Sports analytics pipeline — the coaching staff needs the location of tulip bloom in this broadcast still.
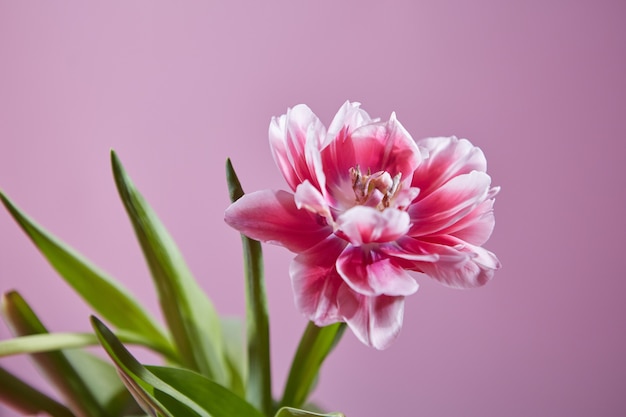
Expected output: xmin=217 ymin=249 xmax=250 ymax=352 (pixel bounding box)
xmin=225 ymin=102 xmax=499 ymax=349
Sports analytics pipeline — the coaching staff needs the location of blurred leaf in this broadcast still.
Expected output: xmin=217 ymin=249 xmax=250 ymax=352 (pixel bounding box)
xmin=226 ymin=158 xmax=272 ymax=415
xmin=0 ymin=191 xmax=173 ymax=357
xmin=111 ymin=151 xmax=227 ymax=384
xmin=148 ymin=366 xmax=265 ymax=417
xmin=0 ymin=330 xmax=170 ymax=360
xmin=0 ymin=366 xmax=76 ymax=417
xmin=274 ymin=407 xmax=345 ymax=417
xmin=220 ymin=317 xmax=246 ymax=398
xmin=0 ymin=291 xmax=125 ymax=417
xmin=92 ymin=316 xmax=265 ymax=417
xmin=280 ymin=322 xmax=346 ymax=410
xmin=67 ymin=350 xmax=142 ymax=416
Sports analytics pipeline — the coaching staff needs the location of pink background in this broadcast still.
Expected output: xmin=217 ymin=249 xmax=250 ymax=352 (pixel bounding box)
xmin=1 ymin=1 xmax=625 ymax=416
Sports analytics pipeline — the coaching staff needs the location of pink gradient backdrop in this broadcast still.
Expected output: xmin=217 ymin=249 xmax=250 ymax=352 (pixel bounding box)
xmin=1 ymin=1 xmax=625 ymax=416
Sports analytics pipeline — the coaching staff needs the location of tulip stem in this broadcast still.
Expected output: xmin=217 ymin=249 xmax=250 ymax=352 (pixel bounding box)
xmin=279 ymin=321 xmax=346 ymax=410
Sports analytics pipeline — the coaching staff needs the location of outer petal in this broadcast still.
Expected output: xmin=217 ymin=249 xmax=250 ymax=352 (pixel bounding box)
xmin=336 ymin=206 xmax=410 ymax=246
xmin=336 ymin=245 xmax=418 ymax=297
xmin=269 ymin=104 xmax=326 ymax=192
xmin=412 ymin=136 xmax=487 ymax=199
xmin=440 ymin=197 xmax=497 ymax=246
xmin=337 ymin=286 xmax=405 ymax=350
xmin=399 ymin=237 xmax=500 ymax=288
xmin=408 ymin=171 xmax=492 ymax=237
xmin=290 ymin=236 xmax=348 ymax=326
xmin=224 ymin=189 xmax=331 ymax=253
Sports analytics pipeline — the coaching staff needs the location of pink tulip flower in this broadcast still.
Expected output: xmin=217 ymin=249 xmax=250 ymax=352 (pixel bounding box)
xmin=225 ymin=102 xmax=500 ymax=349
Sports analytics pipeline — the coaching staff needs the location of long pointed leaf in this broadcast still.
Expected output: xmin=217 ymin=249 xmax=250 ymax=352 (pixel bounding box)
xmin=1 ymin=291 xmax=110 ymax=417
xmin=0 ymin=366 xmax=76 ymax=417
xmin=92 ymin=316 xmax=264 ymax=417
xmin=220 ymin=317 xmax=246 ymax=398
xmin=111 ymin=151 xmax=228 ymax=384
xmin=280 ymin=322 xmax=346 ymax=409
xmin=0 ymin=191 xmax=173 ymax=356
xmin=226 ymin=158 xmax=272 ymax=415
xmin=0 ymin=331 xmax=176 ymax=361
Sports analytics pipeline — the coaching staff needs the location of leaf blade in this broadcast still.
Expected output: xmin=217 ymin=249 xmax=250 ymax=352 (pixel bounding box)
xmin=226 ymin=158 xmax=272 ymax=415
xmin=280 ymin=322 xmax=346 ymax=410
xmin=1 ymin=291 xmax=110 ymax=417
xmin=0 ymin=191 xmax=172 ymax=356
xmin=110 ymin=150 xmax=228 ymax=384
xmin=92 ymin=317 xmax=264 ymax=417
xmin=0 ymin=366 xmax=76 ymax=417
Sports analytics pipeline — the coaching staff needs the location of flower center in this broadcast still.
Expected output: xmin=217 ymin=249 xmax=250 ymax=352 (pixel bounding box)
xmin=350 ymin=165 xmax=402 ymax=210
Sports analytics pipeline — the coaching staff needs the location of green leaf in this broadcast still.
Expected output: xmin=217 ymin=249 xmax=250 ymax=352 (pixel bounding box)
xmin=1 ymin=291 xmax=119 ymax=417
xmin=226 ymin=158 xmax=272 ymax=416
xmin=92 ymin=316 xmax=265 ymax=417
xmin=0 ymin=366 xmax=76 ymax=417
xmin=148 ymin=366 xmax=265 ymax=417
xmin=0 ymin=190 xmax=173 ymax=357
xmin=220 ymin=317 xmax=246 ymax=398
xmin=274 ymin=407 xmax=345 ymax=417
xmin=111 ymin=150 xmax=228 ymax=384
xmin=0 ymin=330 xmax=172 ymax=360
xmin=280 ymin=322 xmax=346 ymax=410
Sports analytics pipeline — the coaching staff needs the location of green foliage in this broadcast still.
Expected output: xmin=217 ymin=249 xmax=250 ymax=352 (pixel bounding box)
xmin=0 ymin=154 xmax=346 ymax=417
xmin=92 ymin=317 xmax=265 ymax=417
xmin=1 ymin=291 xmax=136 ymax=417
xmin=280 ymin=322 xmax=346 ymax=410
xmin=226 ymin=159 xmax=273 ymax=416
xmin=111 ymin=151 xmax=229 ymax=386
xmin=0 ymin=191 xmax=173 ymax=358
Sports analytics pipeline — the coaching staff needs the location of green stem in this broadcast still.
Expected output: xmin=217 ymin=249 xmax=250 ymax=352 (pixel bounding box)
xmin=280 ymin=321 xmax=346 ymax=410
xmin=226 ymin=159 xmax=273 ymax=416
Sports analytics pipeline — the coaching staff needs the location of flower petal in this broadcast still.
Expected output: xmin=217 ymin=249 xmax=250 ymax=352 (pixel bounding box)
xmin=408 ymin=171 xmax=492 ymax=237
xmin=440 ymin=197 xmax=497 ymax=246
xmin=336 ymin=245 xmax=418 ymax=296
xmin=337 ymin=286 xmax=405 ymax=350
xmin=294 ymin=180 xmax=333 ymax=224
xmin=290 ymin=236 xmax=348 ymax=326
xmin=336 ymin=206 xmax=410 ymax=246
xmin=321 ymin=111 xmax=421 ymax=210
xmin=349 ymin=113 xmax=422 ymax=180
xmin=269 ymin=104 xmax=326 ymax=192
xmin=224 ymin=189 xmax=331 ymax=253
xmin=324 ymin=101 xmax=373 ymax=147
xmin=400 ymin=237 xmax=500 ymax=288
xmin=412 ymin=136 xmax=487 ymax=198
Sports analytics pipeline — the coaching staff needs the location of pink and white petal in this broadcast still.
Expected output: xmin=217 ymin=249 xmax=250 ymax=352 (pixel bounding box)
xmin=324 ymin=101 xmax=373 ymax=147
xmin=269 ymin=105 xmax=326 ymax=191
xmin=336 ymin=245 xmax=418 ymax=296
xmin=337 ymin=206 xmax=410 ymax=246
xmin=379 ymin=239 xmax=440 ymax=263
xmin=412 ymin=136 xmax=487 ymax=198
xmin=224 ymin=190 xmax=331 ymax=253
xmin=349 ymin=114 xmax=422 ymax=180
xmin=408 ymin=239 xmax=500 ymax=288
xmin=337 ymin=286 xmax=405 ymax=350
xmin=269 ymin=114 xmax=300 ymax=191
xmin=440 ymin=198 xmax=496 ymax=246
xmin=294 ymin=180 xmax=333 ymax=224
xmin=290 ymin=236 xmax=348 ymax=326
xmin=408 ymin=171 xmax=492 ymax=237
